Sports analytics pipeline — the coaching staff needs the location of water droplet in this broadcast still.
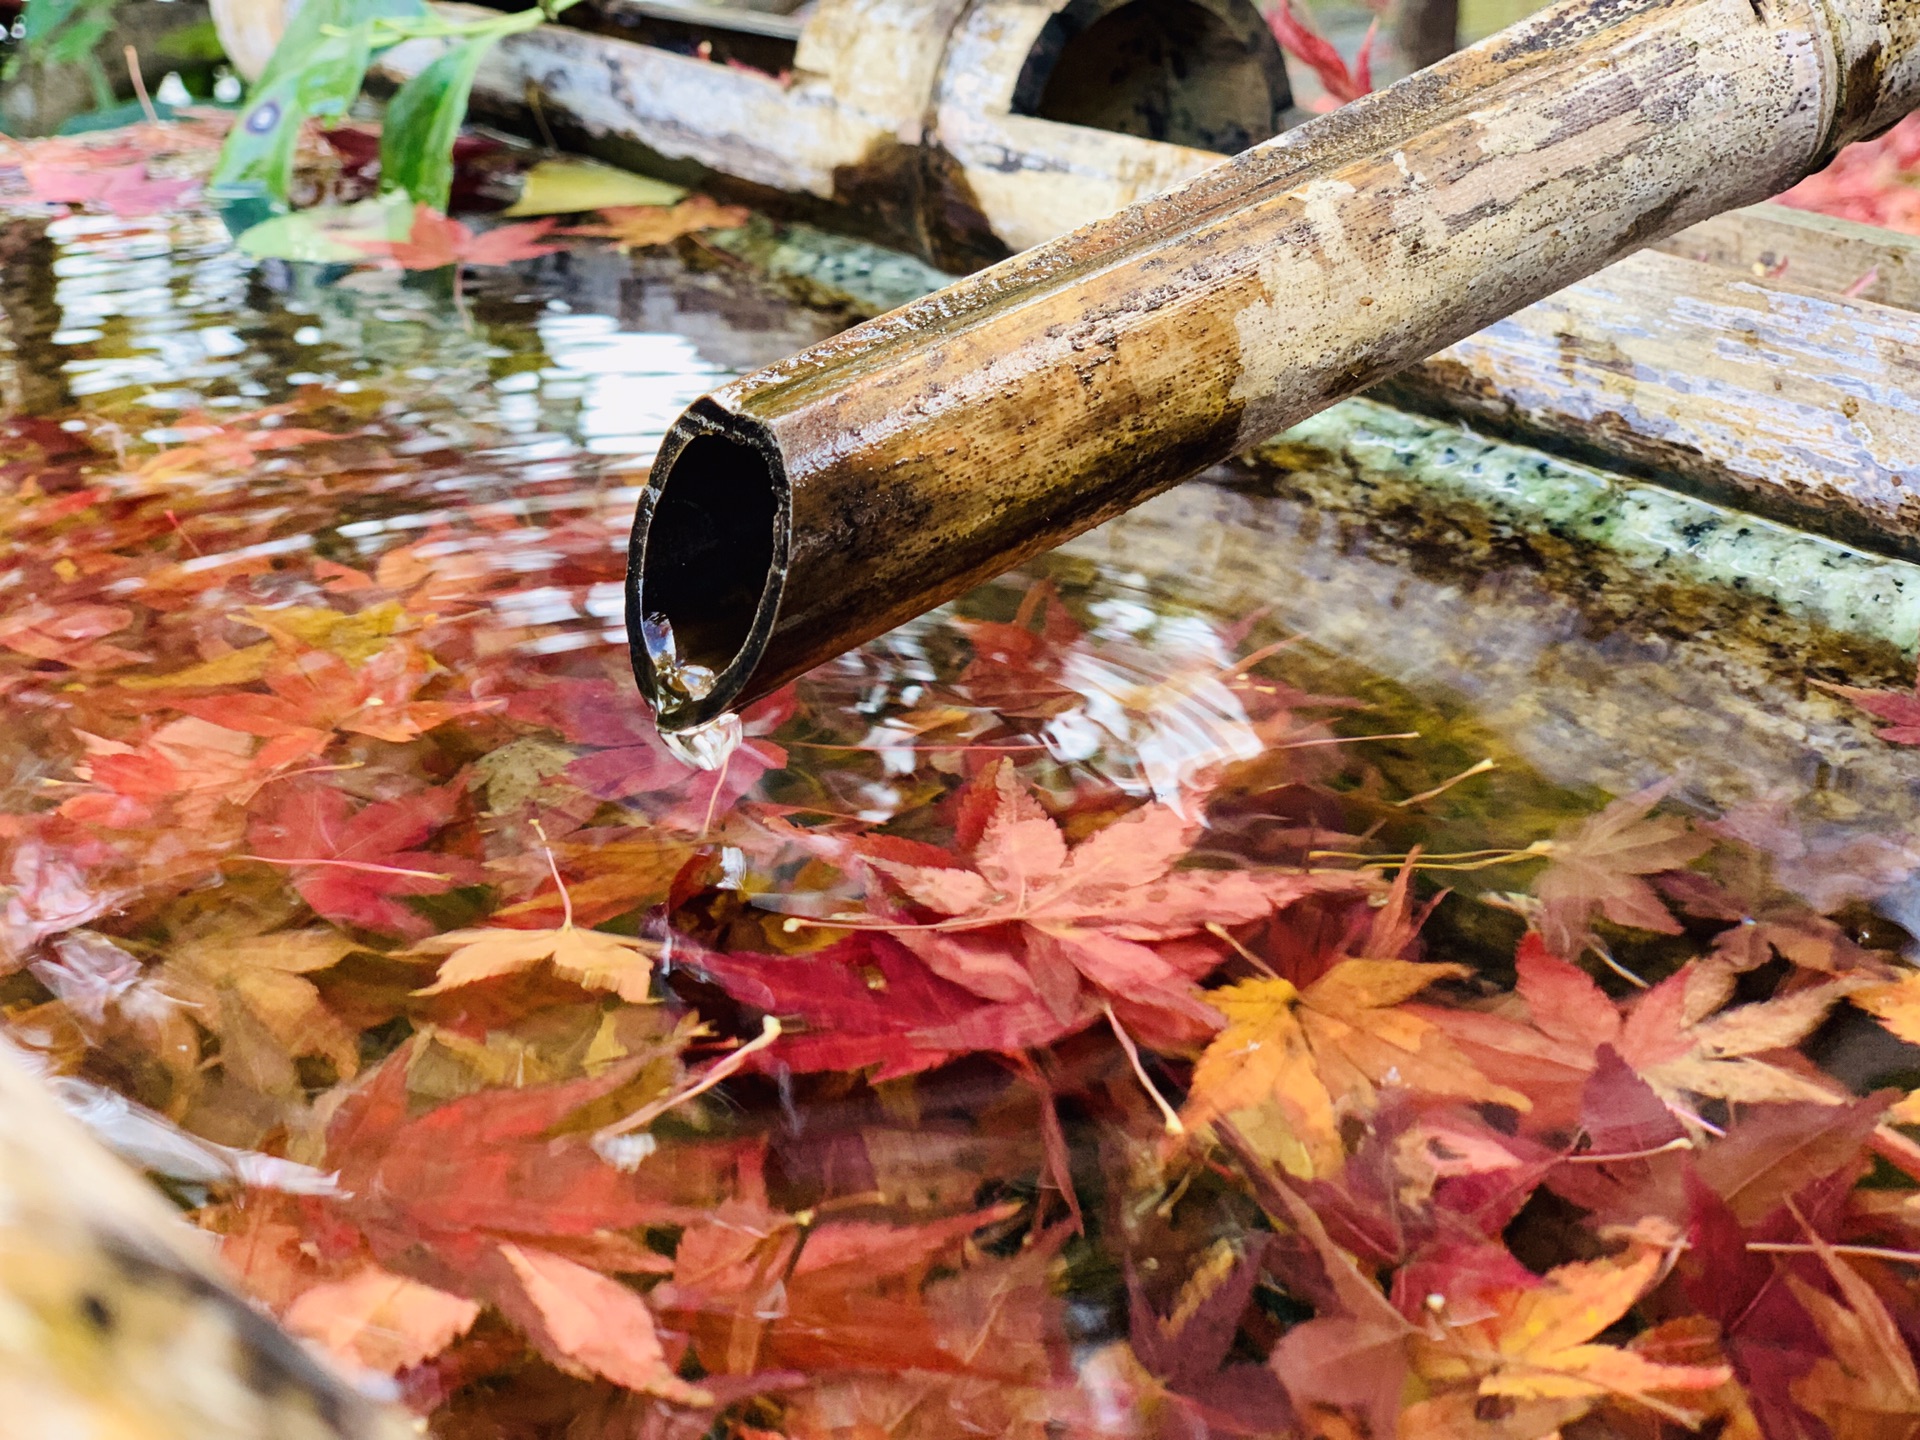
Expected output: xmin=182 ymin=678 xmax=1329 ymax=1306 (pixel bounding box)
xmin=641 ymin=612 xmax=716 ymax=706
xmin=663 ymin=710 xmax=742 ymax=772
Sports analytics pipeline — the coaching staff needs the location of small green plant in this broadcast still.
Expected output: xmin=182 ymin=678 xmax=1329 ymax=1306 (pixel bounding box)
xmin=210 ymin=0 xmax=572 ymax=212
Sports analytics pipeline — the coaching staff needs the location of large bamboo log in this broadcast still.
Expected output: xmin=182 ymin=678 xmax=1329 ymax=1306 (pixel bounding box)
xmin=626 ymin=0 xmax=1920 ymax=729
xmin=0 ymin=1043 xmax=406 ymax=1438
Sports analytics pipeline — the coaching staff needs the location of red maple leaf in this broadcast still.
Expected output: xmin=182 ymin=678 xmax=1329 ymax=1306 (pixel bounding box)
xmin=245 ymin=777 xmax=480 ymax=937
xmin=173 ymin=639 xmax=497 ymax=751
xmin=826 ymin=760 xmax=1367 ymax=1045
xmin=19 ymin=159 xmax=199 ymax=216
xmin=0 ymin=601 xmax=146 ymax=669
xmin=61 ymin=716 xmax=302 ymax=830
xmin=692 ymin=931 xmax=1076 ymax=1079
xmin=1816 ymin=673 xmax=1920 ymax=745
xmin=356 ymin=206 xmax=562 ymax=271
xmin=507 ymin=678 xmax=789 ymax=831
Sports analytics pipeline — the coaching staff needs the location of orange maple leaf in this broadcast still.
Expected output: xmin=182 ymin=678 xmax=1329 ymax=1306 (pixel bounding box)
xmin=1182 ymin=866 xmax=1526 ymax=1177
xmin=1402 ymin=1250 xmax=1732 ymax=1435
xmin=284 ymin=1264 xmax=480 ymax=1374
xmin=172 ymin=638 xmax=497 ymax=749
xmin=563 ymin=196 xmax=750 ymax=251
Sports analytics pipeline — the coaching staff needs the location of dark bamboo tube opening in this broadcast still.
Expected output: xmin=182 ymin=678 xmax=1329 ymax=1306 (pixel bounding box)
xmin=628 ymin=414 xmax=789 ymax=727
xmin=1014 ymin=0 xmax=1289 ymax=153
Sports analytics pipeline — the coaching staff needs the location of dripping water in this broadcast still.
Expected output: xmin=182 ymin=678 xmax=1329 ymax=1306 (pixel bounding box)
xmin=642 ymin=612 xmax=744 ymax=772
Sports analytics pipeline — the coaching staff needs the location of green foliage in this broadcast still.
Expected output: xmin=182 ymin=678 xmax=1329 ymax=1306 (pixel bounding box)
xmin=209 ymin=0 xmax=419 ymax=204
xmin=378 ymin=36 xmax=490 ymax=213
xmin=9 ymin=0 xmax=121 ymax=105
xmin=211 ymin=0 xmax=559 ymax=213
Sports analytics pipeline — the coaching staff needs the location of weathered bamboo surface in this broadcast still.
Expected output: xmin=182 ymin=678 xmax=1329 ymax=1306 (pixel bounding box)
xmin=0 ymin=1043 xmax=405 ymax=1439
xmin=380 ymin=0 xmax=1290 ymax=266
xmin=628 ymin=0 xmax=1920 ymax=727
xmin=1381 ymin=212 xmax=1920 ymax=558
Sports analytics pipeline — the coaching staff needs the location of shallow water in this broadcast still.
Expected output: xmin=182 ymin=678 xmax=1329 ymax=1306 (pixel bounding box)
xmin=5 ymin=194 xmax=1920 ymax=1439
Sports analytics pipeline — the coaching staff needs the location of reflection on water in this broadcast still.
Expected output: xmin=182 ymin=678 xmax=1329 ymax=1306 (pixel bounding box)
xmin=2 ymin=199 xmax=1920 ymax=1439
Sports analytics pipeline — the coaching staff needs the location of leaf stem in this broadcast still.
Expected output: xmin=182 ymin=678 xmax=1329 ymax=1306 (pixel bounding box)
xmin=595 ymin=1015 xmax=781 ymax=1141
xmin=1104 ymin=1002 xmax=1185 ymax=1136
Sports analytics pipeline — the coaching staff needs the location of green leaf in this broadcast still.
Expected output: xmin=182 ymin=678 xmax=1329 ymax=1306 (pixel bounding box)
xmin=378 ymin=34 xmax=497 ymax=212
xmin=235 ymin=191 xmax=414 ymax=262
xmin=208 ymin=0 xmax=425 ymax=206
xmin=209 ymin=26 xmax=366 ymax=203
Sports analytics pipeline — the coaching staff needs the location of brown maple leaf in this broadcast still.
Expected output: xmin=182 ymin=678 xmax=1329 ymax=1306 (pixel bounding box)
xmin=837 ymin=760 xmax=1366 ymax=1040
xmin=1533 ymin=782 xmax=1710 ymax=955
xmin=1787 ymin=1232 xmax=1920 ymax=1431
xmin=161 ymin=926 xmax=362 ymax=1095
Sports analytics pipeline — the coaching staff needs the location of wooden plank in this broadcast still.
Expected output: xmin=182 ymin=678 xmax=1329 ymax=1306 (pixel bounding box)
xmin=1377 ymin=246 xmax=1920 ymax=559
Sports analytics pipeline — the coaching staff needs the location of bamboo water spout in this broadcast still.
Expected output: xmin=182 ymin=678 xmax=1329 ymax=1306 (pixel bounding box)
xmin=628 ymin=0 xmax=1920 ymax=730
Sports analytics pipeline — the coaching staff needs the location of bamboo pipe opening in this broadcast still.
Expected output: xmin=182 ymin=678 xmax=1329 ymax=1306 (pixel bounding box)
xmin=627 ymin=406 xmax=789 ymax=728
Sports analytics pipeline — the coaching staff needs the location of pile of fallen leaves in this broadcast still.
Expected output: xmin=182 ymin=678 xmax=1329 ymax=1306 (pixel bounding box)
xmin=5 ymin=129 xmax=1920 ymax=1440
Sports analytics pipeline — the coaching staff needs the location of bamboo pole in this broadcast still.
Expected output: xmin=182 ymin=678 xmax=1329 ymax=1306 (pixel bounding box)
xmin=627 ymin=0 xmax=1920 ymax=729
xmin=0 ymin=1044 xmax=407 ymax=1438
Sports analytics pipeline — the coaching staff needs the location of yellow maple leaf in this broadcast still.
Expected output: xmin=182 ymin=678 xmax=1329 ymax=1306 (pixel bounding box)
xmin=412 ymin=923 xmax=660 ymax=1003
xmin=162 ymin=927 xmax=361 ymax=1094
xmin=120 ymin=602 xmax=411 ymax=690
xmin=1854 ymin=970 xmax=1920 ymax=1047
xmin=1182 ymin=960 xmax=1527 ymax=1178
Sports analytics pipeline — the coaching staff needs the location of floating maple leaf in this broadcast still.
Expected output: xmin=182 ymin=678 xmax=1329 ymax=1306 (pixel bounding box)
xmin=1816 ymin=672 xmax=1920 ymax=746
xmin=1532 ymin=782 xmax=1710 ymax=955
xmin=563 ymin=197 xmax=750 ymax=251
xmin=19 ymin=159 xmax=199 ymax=216
xmin=833 ymin=760 xmax=1366 ymax=1044
xmin=354 ymin=206 xmax=561 ymax=270
xmin=1400 ymin=1249 xmax=1731 ymax=1435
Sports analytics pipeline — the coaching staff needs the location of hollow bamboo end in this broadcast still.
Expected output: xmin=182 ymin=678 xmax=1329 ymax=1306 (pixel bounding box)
xmin=627 ymin=400 xmax=791 ymax=731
